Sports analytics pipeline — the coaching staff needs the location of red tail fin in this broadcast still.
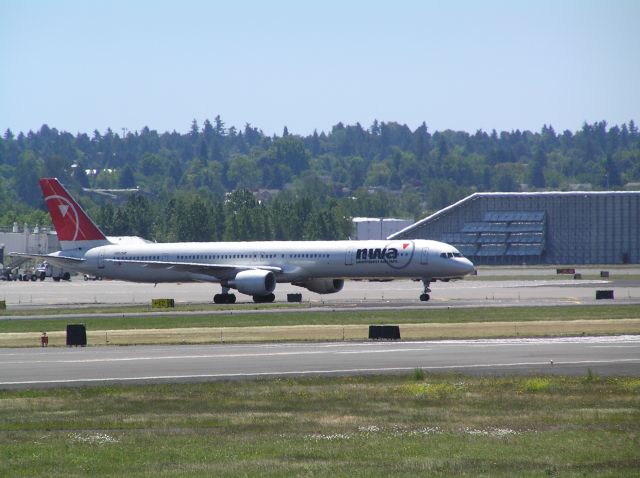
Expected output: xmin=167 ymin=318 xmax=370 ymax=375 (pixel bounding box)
xmin=39 ymin=178 xmax=107 ymax=242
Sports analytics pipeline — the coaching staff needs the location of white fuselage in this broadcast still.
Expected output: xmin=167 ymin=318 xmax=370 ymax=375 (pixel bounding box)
xmin=56 ymin=238 xmax=474 ymax=284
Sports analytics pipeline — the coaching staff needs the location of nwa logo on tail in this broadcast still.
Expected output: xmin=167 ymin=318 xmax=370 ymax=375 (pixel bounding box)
xmin=39 ymin=178 xmax=107 ymax=243
xmin=44 ymin=194 xmax=81 ymax=241
xmin=355 ymin=241 xmax=415 ymax=269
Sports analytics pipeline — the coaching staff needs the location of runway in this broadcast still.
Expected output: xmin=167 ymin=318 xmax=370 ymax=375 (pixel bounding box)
xmin=1 ymin=335 xmax=639 ymax=388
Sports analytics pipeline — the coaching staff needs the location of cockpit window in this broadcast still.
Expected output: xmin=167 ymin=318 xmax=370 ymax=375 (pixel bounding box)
xmin=441 ymin=251 xmax=464 ymax=259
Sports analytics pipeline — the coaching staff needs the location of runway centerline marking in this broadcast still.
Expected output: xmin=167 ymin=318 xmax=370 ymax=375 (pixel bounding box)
xmin=337 ymin=348 xmax=432 ymax=354
xmin=590 ymin=345 xmax=640 ymax=348
xmin=0 ymin=347 xmax=435 ymax=365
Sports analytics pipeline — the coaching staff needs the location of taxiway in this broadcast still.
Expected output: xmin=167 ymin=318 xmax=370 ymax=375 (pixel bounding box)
xmin=2 ymin=274 xmax=640 ymax=310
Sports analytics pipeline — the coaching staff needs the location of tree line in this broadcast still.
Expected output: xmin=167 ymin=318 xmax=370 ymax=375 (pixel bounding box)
xmin=92 ymin=189 xmax=352 ymax=242
xmin=0 ymin=118 xmax=638 ymax=240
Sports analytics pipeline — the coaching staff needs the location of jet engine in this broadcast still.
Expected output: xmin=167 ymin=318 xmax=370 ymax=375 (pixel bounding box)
xmin=230 ymin=269 xmax=276 ymax=296
xmin=296 ymin=278 xmax=344 ymax=294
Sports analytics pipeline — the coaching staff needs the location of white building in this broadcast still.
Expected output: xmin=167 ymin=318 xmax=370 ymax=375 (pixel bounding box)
xmin=0 ymin=223 xmax=60 ymax=262
xmin=352 ymin=217 xmax=414 ymax=240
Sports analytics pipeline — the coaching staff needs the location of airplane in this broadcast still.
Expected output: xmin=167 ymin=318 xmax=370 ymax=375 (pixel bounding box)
xmin=11 ymin=178 xmax=475 ymax=303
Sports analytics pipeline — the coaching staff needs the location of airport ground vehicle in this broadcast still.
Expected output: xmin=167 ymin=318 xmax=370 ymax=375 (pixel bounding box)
xmin=35 ymin=262 xmax=71 ymax=281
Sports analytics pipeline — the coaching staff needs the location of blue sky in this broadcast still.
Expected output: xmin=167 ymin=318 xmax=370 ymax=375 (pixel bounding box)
xmin=1 ymin=0 xmax=638 ymax=136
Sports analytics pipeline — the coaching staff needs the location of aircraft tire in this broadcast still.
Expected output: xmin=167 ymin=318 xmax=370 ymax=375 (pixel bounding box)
xmin=419 ymin=293 xmax=430 ymax=302
xmin=253 ymin=293 xmax=275 ymax=304
xmin=215 ymin=294 xmax=237 ymax=304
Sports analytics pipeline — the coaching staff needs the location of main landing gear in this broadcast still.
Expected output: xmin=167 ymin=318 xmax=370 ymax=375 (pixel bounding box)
xmin=213 ymin=286 xmax=276 ymax=304
xmin=214 ymin=293 xmax=236 ymax=304
xmin=214 ymin=285 xmax=236 ymax=304
xmin=252 ymin=293 xmax=275 ymax=303
xmin=419 ymin=278 xmax=431 ymax=302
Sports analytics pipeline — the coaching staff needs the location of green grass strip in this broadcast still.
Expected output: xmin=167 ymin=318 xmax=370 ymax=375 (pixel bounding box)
xmin=0 ymin=304 xmax=638 ymax=334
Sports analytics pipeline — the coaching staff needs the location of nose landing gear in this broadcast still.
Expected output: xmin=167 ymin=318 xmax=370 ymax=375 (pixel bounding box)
xmin=420 ymin=278 xmax=431 ymax=302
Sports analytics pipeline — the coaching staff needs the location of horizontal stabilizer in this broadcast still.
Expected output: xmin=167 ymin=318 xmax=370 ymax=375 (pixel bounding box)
xmin=9 ymin=252 xmax=86 ymax=269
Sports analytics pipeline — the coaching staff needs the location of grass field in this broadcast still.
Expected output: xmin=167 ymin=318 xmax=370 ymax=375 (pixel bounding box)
xmin=1 ymin=373 xmax=639 ymax=477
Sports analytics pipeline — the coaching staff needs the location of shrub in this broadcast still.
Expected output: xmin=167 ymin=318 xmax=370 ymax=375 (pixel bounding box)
xmin=520 ymin=377 xmax=552 ymax=393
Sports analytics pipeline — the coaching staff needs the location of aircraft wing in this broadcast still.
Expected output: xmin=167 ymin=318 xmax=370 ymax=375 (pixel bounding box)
xmin=104 ymin=259 xmax=282 ymax=280
xmin=8 ymin=252 xmax=86 ymax=269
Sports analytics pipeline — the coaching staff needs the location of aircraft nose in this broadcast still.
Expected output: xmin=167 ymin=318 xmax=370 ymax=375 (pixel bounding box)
xmin=460 ymin=258 xmax=475 ymax=275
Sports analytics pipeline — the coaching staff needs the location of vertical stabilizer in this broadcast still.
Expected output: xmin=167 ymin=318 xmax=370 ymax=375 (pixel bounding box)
xmin=39 ymin=178 xmax=109 ymax=248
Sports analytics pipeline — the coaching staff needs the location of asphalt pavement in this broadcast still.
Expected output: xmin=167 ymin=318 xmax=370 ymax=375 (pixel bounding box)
xmin=1 ymin=335 xmax=639 ymax=389
xmin=2 ymin=274 xmax=640 ymax=310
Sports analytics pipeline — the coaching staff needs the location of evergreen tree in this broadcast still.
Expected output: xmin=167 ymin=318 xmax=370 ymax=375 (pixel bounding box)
xmin=189 ymin=119 xmax=199 ymax=142
xmin=604 ymin=154 xmax=622 ymax=188
xmin=72 ymin=161 xmax=90 ymax=188
xmin=530 ymin=148 xmax=546 ymax=189
xmin=214 ymin=115 xmax=225 ymax=137
xmin=198 ymin=138 xmax=209 ymax=165
xmin=202 ymin=119 xmax=214 ymax=143
xmin=15 ymin=151 xmax=42 ymax=206
xmin=119 ymin=165 xmax=136 ymax=188
xmin=310 ymin=130 xmax=320 ymax=156
xmin=94 ymin=202 xmax=115 ymax=234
